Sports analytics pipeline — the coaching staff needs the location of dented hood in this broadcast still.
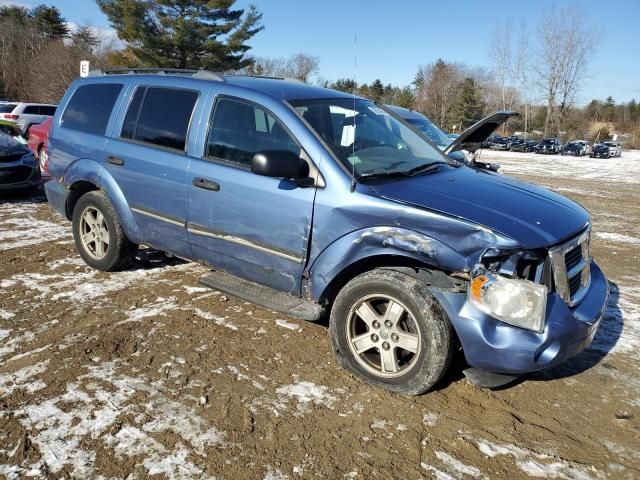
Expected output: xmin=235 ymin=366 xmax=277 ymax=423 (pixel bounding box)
xmin=370 ymin=166 xmax=590 ymax=248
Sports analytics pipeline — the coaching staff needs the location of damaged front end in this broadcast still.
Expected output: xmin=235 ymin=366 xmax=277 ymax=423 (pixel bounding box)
xmin=431 ymin=229 xmax=609 ymax=385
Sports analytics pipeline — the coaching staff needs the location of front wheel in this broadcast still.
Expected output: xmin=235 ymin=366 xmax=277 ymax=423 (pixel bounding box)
xmin=72 ymin=191 xmax=137 ymax=271
xmin=329 ymin=269 xmax=454 ymax=395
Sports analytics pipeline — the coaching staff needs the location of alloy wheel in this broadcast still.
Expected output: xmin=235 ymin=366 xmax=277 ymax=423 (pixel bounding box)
xmin=345 ymin=294 xmax=421 ymax=378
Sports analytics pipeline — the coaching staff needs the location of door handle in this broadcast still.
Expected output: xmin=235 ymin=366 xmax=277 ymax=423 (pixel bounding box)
xmin=192 ymin=177 xmax=220 ymax=191
xmin=106 ymin=155 xmax=124 ymax=166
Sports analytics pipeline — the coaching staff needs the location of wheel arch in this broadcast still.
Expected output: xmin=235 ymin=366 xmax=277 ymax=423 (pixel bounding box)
xmin=306 ymin=227 xmax=469 ymax=305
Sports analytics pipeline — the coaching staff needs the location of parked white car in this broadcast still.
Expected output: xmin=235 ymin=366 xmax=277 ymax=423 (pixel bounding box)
xmin=0 ymin=102 xmax=57 ymax=135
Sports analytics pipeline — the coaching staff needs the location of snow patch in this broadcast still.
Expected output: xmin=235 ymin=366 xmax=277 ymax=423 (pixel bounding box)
xmin=275 ymin=318 xmax=303 ymax=332
xmin=595 ymin=232 xmax=640 ymax=245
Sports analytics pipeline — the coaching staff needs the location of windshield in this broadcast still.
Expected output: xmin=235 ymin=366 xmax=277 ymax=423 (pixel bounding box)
xmin=290 ymin=98 xmax=447 ymax=177
xmin=405 ymin=118 xmax=452 ymax=149
xmin=0 ymin=104 xmax=17 ymax=113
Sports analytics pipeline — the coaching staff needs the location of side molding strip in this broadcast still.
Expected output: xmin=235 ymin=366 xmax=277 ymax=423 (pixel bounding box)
xmin=131 ymin=206 xmax=186 ymax=228
xmin=187 ymin=222 xmax=303 ymax=263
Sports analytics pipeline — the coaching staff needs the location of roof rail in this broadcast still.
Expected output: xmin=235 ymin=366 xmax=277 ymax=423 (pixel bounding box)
xmin=87 ymin=68 xmax=225 ymax=82
xmin=230 ymin=74 xmax=306 ymax=84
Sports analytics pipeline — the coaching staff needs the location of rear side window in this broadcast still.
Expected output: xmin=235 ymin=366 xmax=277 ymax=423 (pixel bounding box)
xmin=206 ymin=98 xmax=299 ymax=166
xmin=23 ymin=105 xmax=40 ymax=114
xmin=61 ymin=83 xmax=123 ymax=135
xmin=0 ymin=104 xmax=16 ymax=113
xmin=121 ymin=87 xmax=198 ymax=151
xmin=40 ymin=106 xmax=56 ymax=116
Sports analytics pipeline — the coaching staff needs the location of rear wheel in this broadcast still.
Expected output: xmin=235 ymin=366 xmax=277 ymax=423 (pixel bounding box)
xmin=72 ymin=191 xmax=137 ymax=271
xmin=329 ymin=269 xmax=454 ymax=395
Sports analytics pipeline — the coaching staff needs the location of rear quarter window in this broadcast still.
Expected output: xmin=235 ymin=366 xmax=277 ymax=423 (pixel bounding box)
xmin=61 ymin=83 xmax=123 ymax=135
xmin=121 ymin=87 xmax=198 ymax=151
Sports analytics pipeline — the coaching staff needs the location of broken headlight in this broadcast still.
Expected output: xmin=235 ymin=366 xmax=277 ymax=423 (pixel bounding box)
xmin=469 ymin=266 xmax=548 ymax=333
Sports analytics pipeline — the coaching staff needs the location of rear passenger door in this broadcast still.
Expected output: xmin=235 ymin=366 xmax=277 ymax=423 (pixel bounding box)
xmin=103 ymin=85 xmax=199 ymax=258
xmin=187 ymin=96 xmax=316 ymax=295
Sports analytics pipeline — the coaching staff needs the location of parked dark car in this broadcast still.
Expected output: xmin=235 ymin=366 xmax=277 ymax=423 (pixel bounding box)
xmin=562 ymin=141 xmax=588 ymax=156
xmin=385 ymin=106 xmax=466 ymax=163
xmin=537 ymin=138 xmax=562 ymax=154
xmin=511 ymin=139 xmax=537 ymax=152
xmin=491 ymin=137 xmax=510 ymax=150
xmin=388 ymin=106 xmax=508 ymax=172
xmin=590 ymin=142 xmax=621 ymax=158
xmin=0 ymin=132 xmax=40 ymax=191
xmin=46 ymin=69 xmax=608 ymax=394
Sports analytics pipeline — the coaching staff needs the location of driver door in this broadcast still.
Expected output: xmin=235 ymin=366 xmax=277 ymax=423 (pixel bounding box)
xmin=187 ymin=96 xmax=316 ymax=295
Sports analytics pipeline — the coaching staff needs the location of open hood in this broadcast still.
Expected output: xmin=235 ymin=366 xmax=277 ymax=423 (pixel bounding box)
xmin=444 ymin=111 xmax=519 ymax=155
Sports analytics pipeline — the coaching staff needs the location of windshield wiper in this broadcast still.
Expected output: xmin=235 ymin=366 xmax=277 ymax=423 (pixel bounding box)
xmin=356 ymin=170 xmax=412 ymax=182
xmin=405 ymin=161 xmax=447 ymax=176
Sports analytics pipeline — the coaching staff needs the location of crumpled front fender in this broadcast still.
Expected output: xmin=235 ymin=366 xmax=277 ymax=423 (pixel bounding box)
xmin=306 ymin=226 xmax=468 ymax=301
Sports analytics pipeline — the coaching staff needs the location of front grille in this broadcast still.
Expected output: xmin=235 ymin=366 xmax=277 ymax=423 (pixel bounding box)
xmin=549 ymin=228 xmax=591 ymax=306
xmin=564 ymin=245 xmax=583 ymax=272
xmin=0 ymin=166 xmax=33 ymax=184
xmin=0 ymin=153 xmax=26 ymax=163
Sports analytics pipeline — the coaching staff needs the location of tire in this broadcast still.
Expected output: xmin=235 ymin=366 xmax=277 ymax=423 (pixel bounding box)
xmin=329 ymin=269 xmax=454 ymax=395
xmin=72 ymin=190 xmax=137 ymax=271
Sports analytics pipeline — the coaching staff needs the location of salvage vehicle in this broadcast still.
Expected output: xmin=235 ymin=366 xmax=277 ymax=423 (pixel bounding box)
xmin=27 ymin=117 xmax=52 ymax=180
xmin=0 ymin=131 xmax=40 ymax=191
xmin=0 ymin=102 xmax=56 ymax=135
xmin=537 ymin=138 xmax=562 ymax=154
xmin=386 ymin=106 xmax=503 ymax=172
xmin=45 ymin=69 xmax=609 ymax=394
xmin=562 ymin=141 xmax=588 ymax=156
xmin=490 ymin=137 xmax=511 ymax=150
xmin=510 ymin=139 xmax=537 ymax=153
xmin=590 ymin=141 xmax=621 ymax=158
xmin=0 ymin=119 xmax=27 ymax=145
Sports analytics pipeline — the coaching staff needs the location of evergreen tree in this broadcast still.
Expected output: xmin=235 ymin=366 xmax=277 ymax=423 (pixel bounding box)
xmin=0 ymin=5 xmax=29 ymax=24
xmin=328 ymin=79 xmax=356 ymax=93
xmin=96 ymin=0 xmax=263 ymax=70
xmin=30 ymin=5 xmax=69 ymax=39
xmin=627 ymin=99 xmax=638 ymax=122
xmin=395 ymin=87 xmax=415 ymax=109
xmin=603 ymin=96 xmax=616 ymax=122
xmin=369 ymin=79 xmax=384 ymax=102
xmin=452 ymin=77 xmax=484 ymax=128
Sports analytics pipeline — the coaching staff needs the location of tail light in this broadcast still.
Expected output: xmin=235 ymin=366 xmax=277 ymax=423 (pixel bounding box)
xmin=5 ymin=114 xmax=18 ymax=120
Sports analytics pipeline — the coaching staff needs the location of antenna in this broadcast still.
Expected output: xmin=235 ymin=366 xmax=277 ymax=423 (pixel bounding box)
xmin=350 ymin=35 xmax=357 ymax=193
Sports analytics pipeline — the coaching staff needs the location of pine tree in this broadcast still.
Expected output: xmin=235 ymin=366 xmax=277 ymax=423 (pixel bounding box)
xmin=395 ymin=87 xmax=415 ymax=109
xmin=452 ymin=77 xmax=485 ymax=128
xmin=96 ymin=0 xmax=263 ymax=71
xmin=30 ymin=5 xmax=69 ymax=39
xmin=369 ymin=79 xmax=384 ymax=102
xmin=603 ymin=96 xmax=615 ymax=122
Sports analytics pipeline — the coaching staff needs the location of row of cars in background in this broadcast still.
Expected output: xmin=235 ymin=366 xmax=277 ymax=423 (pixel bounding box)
xmin=483 ymin=134 xmax=623 ymax=158
xmin=0 ymin=100 xmax=54 ymax=191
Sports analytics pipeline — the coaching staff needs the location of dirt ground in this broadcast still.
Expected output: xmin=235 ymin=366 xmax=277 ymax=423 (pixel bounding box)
xmin=1 ymin=151 xmax=639 ymax=479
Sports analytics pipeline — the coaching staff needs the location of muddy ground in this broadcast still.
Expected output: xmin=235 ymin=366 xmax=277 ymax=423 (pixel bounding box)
xmin=0 ymin=151 xmax=639 ymax=479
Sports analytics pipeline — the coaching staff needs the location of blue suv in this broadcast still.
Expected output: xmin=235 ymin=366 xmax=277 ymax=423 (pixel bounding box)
xmin=45 ymin=69 xmax=609 ymax=394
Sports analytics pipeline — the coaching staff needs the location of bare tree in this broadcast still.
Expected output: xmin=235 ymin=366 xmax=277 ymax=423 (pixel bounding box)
xmin=489 ymin=20 xmax=517 ymax=112
xmin=243 ymin=53 xmax=319 ymax=83
xmin=414 ymin=59 xmax=463 ymax=130
xmin=535 ymin=7 xmax=597 ymax=135
xmin=512 ymin=21 xmax=533 ymax=137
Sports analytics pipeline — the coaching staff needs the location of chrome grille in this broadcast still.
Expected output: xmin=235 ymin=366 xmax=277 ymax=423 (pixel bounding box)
xmin=548 ymin=228 xmax=591 ymax=306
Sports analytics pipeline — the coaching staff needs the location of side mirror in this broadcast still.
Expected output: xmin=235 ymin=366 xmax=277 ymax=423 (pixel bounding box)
xmin=251 ymin=150 xmax=309 ymax=180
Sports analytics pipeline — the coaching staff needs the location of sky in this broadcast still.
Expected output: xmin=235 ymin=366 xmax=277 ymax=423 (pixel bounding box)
xmin=4 ymin=0 xmax=639 ymax=103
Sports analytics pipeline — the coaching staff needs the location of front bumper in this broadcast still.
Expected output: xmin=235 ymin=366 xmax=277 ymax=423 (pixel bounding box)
xmin=0 ymin=154 xmax=40 ymax=190
xmin=436 ymin=260 xmax=609 ymax=375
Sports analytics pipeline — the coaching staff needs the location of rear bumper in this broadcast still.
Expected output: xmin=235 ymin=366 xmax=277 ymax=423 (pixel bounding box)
xmin=44 ymin=180 xmax=68 ymax=217
xmin=436 ymin=260 xmax=609 ymax=375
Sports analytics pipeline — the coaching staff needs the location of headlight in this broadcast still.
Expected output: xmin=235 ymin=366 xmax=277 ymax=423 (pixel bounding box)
xmin=469 ymin=267 xmax=547 ymax=332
